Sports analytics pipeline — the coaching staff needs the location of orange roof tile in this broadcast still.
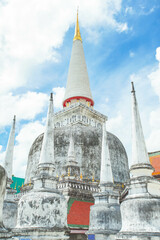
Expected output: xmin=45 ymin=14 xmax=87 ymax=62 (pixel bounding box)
xmin=149 ymin=151 xmax=160 ymax=177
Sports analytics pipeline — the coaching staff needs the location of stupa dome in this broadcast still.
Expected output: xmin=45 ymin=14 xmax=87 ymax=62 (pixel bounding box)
xmin=25 ymin=124 xmax=129 ymax=185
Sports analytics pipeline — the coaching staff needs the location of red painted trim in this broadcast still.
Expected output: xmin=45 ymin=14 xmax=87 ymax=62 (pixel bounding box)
xmin=63 ymin=96 xmax=94 ymax=107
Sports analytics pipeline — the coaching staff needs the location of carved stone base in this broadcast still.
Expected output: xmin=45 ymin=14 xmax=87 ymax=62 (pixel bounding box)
xmin=12 ymin=228 xmax=69 ymax=240
xmin=116 ymin=231 xmax=160 ymax=240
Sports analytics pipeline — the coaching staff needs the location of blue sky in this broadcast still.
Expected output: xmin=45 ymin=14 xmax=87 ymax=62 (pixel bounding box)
xmin=0 ymin=0 xmax=160 ymax=177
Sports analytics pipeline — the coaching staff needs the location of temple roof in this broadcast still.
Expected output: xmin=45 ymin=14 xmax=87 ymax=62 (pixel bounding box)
xmin=149 ymin=151 xmax=160 ymax=178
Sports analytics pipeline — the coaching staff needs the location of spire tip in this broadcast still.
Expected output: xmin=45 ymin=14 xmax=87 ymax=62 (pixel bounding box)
xmin=131 ymin=82 xmax=135 ymax=93
xmin=50 ymin=93 xmax=53 ymax=101
xmin=13 ymin=115 xmax=16 ymax=122
xmin=73 ymin=9 xmax=82 ymax=42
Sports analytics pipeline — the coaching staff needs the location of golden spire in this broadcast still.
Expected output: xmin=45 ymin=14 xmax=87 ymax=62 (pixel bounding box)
xmin=68 ymin=167 xmax=71 ymax=177
xmin=80 ymin=172 xmax=83 ymax=180
xmin=29 ymin=179 xmax=31 ymax=186
xmin=92 ymin=175 xmax=95 ymax=182
xmin=73 ymin=9 xmax=82 ymax=42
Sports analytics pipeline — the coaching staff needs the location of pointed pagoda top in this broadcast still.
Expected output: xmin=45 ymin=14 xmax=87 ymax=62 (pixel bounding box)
xmin=13 ymin=115 xmax=16 ymax=124
xmin=63 ymin=10 xmax=94 ymax=108
xmin=50 ymin=92 xmax=53 ymax=101
xmin=4 ymin=115 xmax=16 ymax=180
xmin=39 ymin=93 xmax=54 ymax=165
xmin=131 ymin=81 xmax=135 ymax=93
xmin=100 ymin=123 xmax=113 ymax=187
xmin=130 ymin=82 xmax=153 ymax=177
xmin=73 ymin=9 xmax=82 ymax=42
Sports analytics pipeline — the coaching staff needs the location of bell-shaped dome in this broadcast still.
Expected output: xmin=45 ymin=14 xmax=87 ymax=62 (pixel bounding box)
xmin=25 ymin=124 xmax=129 ymax=185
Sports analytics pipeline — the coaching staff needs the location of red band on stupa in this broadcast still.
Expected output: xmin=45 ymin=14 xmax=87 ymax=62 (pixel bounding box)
xmin=63 ymin=96 xmax=94 ymax=107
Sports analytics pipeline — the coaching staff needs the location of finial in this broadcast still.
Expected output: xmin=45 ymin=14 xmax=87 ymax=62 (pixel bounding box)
xmin=50 ymin=92 xmax=53 ymax=101
xmin=68 ymin=167 xmax=71 ymax=177
xmin=39 ymin=90 xmax=54 ymax=166
xmin=29 ymin=179 xmax=31 ymax=186
xmin=131 ymin=82 xmax=135 ymax=93
xmin=4 ymin=115 xmax=16 ymax=180
xmin=80 ymin=172 xmax=83 ymax=180
xmin=13 ymin=115 xmax=16 ymax=122
xmin=73 ymin=9 xmax=82 ymax=42
xmin=92 ymin=175 xmax=95 ymax=182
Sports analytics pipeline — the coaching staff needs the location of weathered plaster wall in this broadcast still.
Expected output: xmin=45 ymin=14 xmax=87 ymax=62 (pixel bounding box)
xmin=25 ymin=124 xmax=129 ymax=185
xmin=0 ymin=165 xmax=6 ymax=229
xmin=89 ymin=203 xmax=121 ymax=232
xmin=3 ymin=200 xmax=17 ymax=229
xmin=16 ymin=191 xmax=67 ymax=229
xmin=120 ymin=197 xmax=160 ymax=233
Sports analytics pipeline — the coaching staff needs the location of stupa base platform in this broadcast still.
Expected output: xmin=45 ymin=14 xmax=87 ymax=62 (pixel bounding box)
xmin=116 ymin=231 xmax=160 ymax=240
xmin=12 ymin=227 xmax=69 ymax=240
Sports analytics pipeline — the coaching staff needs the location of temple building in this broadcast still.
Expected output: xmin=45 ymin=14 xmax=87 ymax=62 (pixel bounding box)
xmin=0 ymin=11 xmax=160 ymax=240
xmin=149 ymin=151 xmax=160 ymax=180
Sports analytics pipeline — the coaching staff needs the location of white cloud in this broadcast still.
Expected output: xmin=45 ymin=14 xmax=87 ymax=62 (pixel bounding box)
xmin=53 ymin=87 xmax=65 ymax=109
xmin=129 ymin=51 xmax=135 ymax=58
xmin=0 ymin=60 xmax=30 ymax=94
xmin=117 ymin=22 xmax=128 ymax=32
xmin=105 ymin=97 xmax=109 ymax=103
xmin=107 ymin=107 xmax=132 ymax=166
xmin=105 ymin=62 xmax=159 ymax=164
xmin=125 ymin=6 xmax=133 ymax=15
xmin=0 ymin=121 xmax=45 ymax=178
xmin=0 ymin=145 xmax=4 ymax=167
xmin=155 ymin=47 xmax=160 ymax=62
xmin=0 ymin=91 xmax=48 ymax=127
xmin=146 ymin=108 xmax=160 ymax=152
xmin=13 ymin=121 xmax=45 ymax=177
xmin=0 ymin=87 xmax=66 ymax=177
xmin=148 ymin=48 xmax=160 ymax=100
xmin=129 ymin=66 xmax=160 ymax=153
xmin=107 ymin=112 xmax=123 ymax=131
xmin=0 ymin=0 xmax=126 ymax=94
xmin=146 ymin=129 xmax=160 ymax=152
xmin=126 ymin=47 xmax=160 ymax=153
xmin=0 ymin=151 xmax=5 ymax=168
xmin=146 ymin=48 xmax=160 ymax=151
xmin=0 ymin=0 xmax=128 ymax=176
xmin=78 ymin=0 xmax=126 ymax=31
xmin=149 ymin=108 xmax=160 ymax=129
xmin=149 ymin=68 xmax=160 ymax=100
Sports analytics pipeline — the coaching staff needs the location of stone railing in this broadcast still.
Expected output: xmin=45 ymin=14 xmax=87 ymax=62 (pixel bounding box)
xmin=57 ymin=179 xmax=99 ymax=193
